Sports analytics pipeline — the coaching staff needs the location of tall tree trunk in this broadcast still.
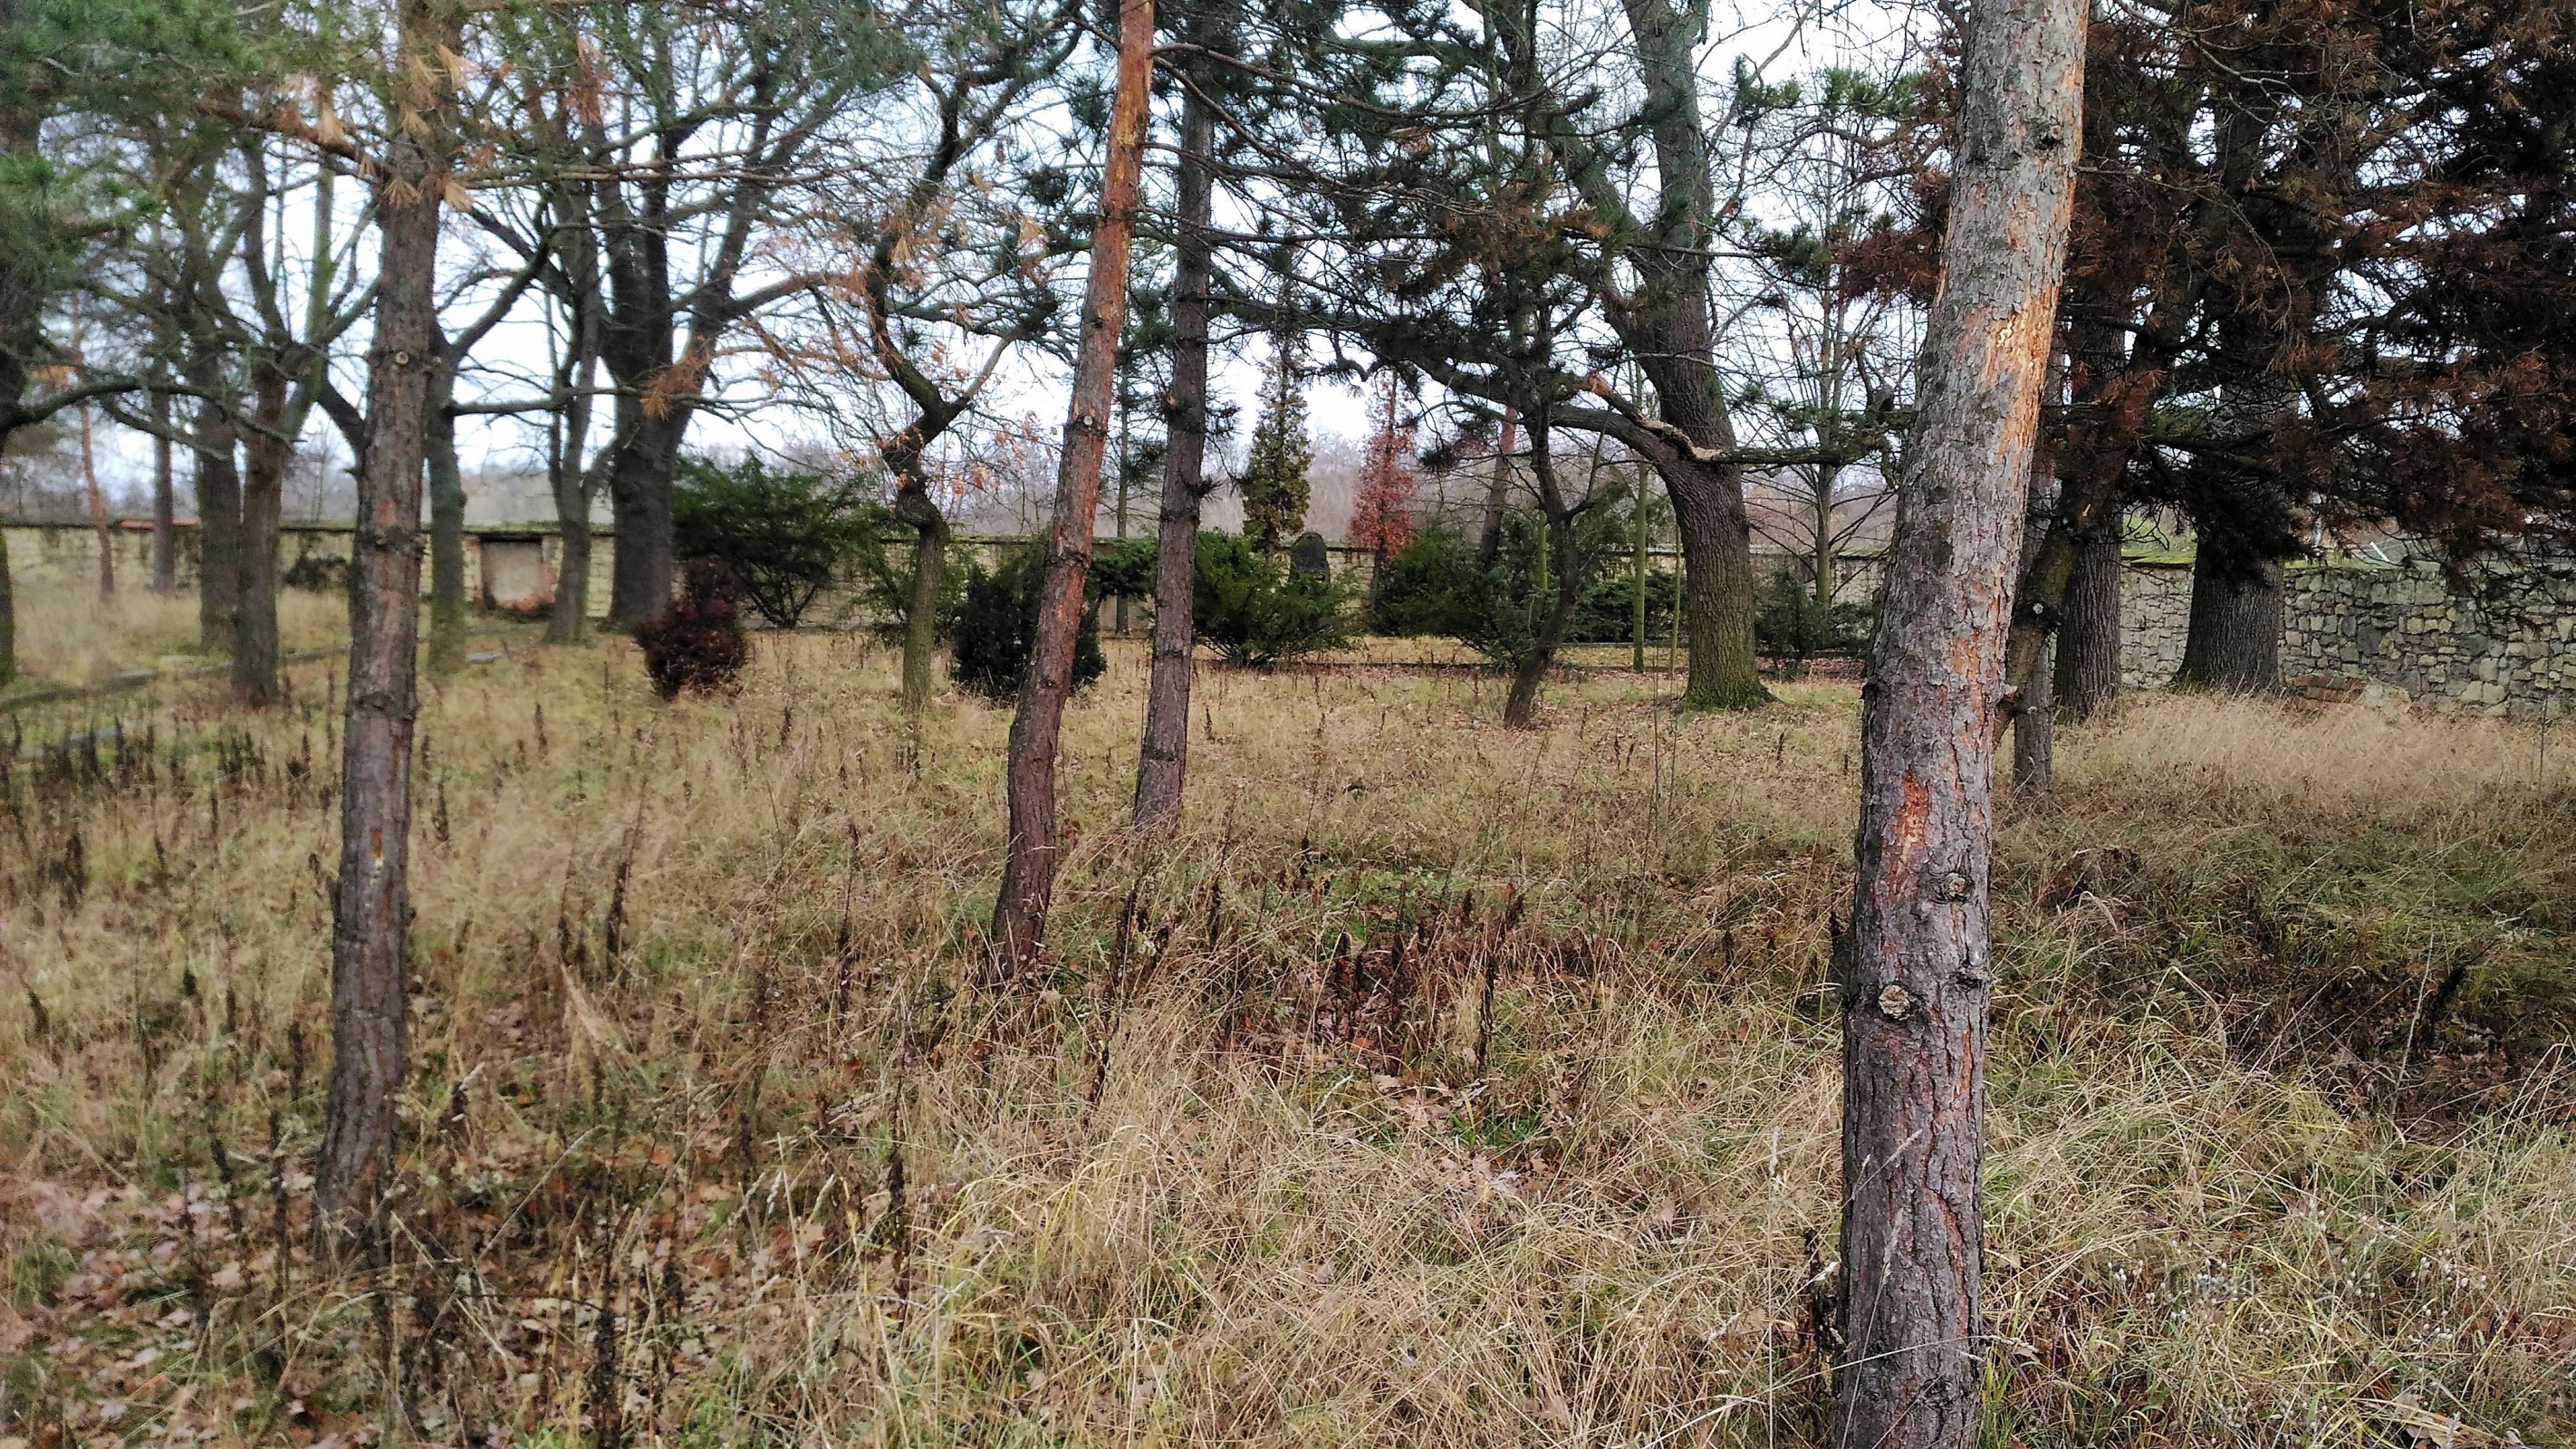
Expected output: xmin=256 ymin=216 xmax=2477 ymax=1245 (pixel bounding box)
xmin=606 ymin=416 xmax=684 ymax=627
xmin=2175 ymin=548 xmax=2282 ymax=692
xmin=427 ymin=369 xmax=467 ymax=673
xmin=1503 ymin=412 xmax=1580 ymax=727
xmin=1811 ymin=462 xmax=1841 ymax=601
xmin=2054 ymin=522 xmax=2120 ymax=717
xmin=2009 ymin=358 xmax=2065 ymax=794
xmin=1833 ymin=0 xmax=2083 ymax=1444
xmin=1605 ymin=0 xmax=1768 ymax=712
xmin=989 ymin=0 xmax=1153 ymax=978
xmin=546 ymin=248 xmax=603 ymax=644
xmin=892 ymin=482 xmax=949 ymax=711
xmin=232 ymin=372 xmax=292 ymax=707
xmin=191 ymin=368 xmax=242 ymax=656
xmin=1659 ymin=455 xmax=1767 ymax=708
xmin=317 ymin=0 xmax=451 ymax=1220
xmin=152 ymin=398 xmax=178 ymax=591
xmin=0 ymin=533 xmax=12 ymax=686
xmin=1132 ymin=42 xmax=1217 ymax=832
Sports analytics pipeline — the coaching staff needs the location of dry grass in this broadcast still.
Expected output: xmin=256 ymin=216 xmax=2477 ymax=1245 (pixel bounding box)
xmin=2 ymin=583 xmax=349 ymax=692
xmin=1 ymin=608 xmax=2570 ymax=1448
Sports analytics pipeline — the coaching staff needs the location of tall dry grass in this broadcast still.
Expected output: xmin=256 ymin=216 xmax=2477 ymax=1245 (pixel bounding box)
xmin=2 ymin=581 xmax=349 ymax=691
xmin=0 ymin=625 xmax=2569 ymax=1447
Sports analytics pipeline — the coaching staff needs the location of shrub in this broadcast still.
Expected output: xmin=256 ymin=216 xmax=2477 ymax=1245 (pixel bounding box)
xmin=950 ymin=542 xmax=1106 ymax=701
xmin=1567 ymin=566 xmax=1680 ymax=644
xmin=634 ymin=560 xmax=749 ymax=699
xmin=1089 ymin=534 xmax=1159 ymax=605
xmin=1371 ymin=512 xmax=1617 ymax=670
xmin=1193 ymin=530 xmax=1353 ymax=667
xmin=1754 ymin=569 xmax=1872 ymax=673
xmin=1368 ymin=523 xmax=1480 ymax=638
xmin=671 ymin=454 xmax=880 ymax=629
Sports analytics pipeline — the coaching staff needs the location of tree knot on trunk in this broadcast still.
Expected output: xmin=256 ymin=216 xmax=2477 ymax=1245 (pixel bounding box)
xmin=1876 ymin=984 xmax=1913 ymax=1021
xmin=1936 ymin=870 xmax=1974 ymax=902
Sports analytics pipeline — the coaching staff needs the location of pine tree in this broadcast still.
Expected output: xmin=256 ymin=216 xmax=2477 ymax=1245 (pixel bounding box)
xmin=1238 ymin=333 xmax=1312 ymax=553
xmin=1350 ymin=373 xmax=1418 ymax=561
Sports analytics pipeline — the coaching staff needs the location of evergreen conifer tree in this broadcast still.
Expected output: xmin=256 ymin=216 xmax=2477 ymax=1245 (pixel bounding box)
xmin=1239 ymin=331 xmax=1312 ymax=553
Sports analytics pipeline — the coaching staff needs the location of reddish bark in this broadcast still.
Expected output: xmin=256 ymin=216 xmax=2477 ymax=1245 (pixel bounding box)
xmin=1834 ymin=0 xmax=2085 ymax=1443
xmin=988 ymin=0 xmax=1155 ymax=975
xmin=1132 ymin=36 xmax=1217 ymax=832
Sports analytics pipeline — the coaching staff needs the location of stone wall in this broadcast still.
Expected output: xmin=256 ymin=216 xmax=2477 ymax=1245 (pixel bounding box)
xmin=2116 ymin=557 xmax=2575 ymax=720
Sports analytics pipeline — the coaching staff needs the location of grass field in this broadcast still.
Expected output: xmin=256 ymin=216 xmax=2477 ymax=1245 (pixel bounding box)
xmin=2 ymin=602 xmax=2571 ymax=1447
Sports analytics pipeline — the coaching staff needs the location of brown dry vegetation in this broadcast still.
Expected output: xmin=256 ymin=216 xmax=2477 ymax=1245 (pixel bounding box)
xmin=1 ymin=606 xmax=2571 ymax=1448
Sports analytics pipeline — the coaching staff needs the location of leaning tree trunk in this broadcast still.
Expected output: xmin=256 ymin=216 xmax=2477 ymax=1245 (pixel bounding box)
xmin=988 ymin=0 xmax=1153 ymax=979
xmin=1476 ymin=409 xmax=1517 ymax=561
xmin=892 ymin=481 xmax=950 ymax=711
xmin=2055 ymin=523 xmax=2121 ymax=717
xmin=1132 ymin=43 xmax=1217 ymax=832
xmin=317 ymin=0 xmax=451 ymax=1221
xmin=233 ymin=376 xmax=290 ymax=707
xmin=427 ymin=364 xmax=467 ymax=672
xmin=1834 ymin=0 xmax=2083 ymax=1444
xmin=2175 ymin=549 xmax=2283 ymax=692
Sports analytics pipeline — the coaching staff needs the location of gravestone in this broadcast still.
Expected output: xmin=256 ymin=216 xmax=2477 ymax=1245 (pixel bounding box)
xmin=1289 ymin=531 xmax=1331 ymax=579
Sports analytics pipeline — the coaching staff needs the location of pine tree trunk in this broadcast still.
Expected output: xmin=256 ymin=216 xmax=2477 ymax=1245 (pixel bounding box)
xmin=191 ymin=376 xmax=243 ymax=657
xmin=2055 ymin=524 xmax=2121 ymax=717
xmin=1132 ymin=53 xmax=1216 ymax=832
xmin=317 ymin=0 xmax=451 ymax=1220
xmin=2009 ymin=364 xmax=2064 ymax=795
xmin=79 ymin=402 xmax=113 ymax=599
xmin=1663 ymin=456 xmax=1769 ymax=708
xmin=428 ymin=366 xmax=467 ymax=672
xmin=989 ymin=0 xmax=1153 ymax=978
xmin=2175 ymin=549 xmax=2283 ymax=692
xmin=233 ymin=376 xmax=289 ymax=707
xmin=1503 ymin=416 xmax=1580 ymax=728
xmin=2013 ymin=637 xmax=2054 ymax=794
xmin=1834 ymin=0 xmax=2083 ymax=1443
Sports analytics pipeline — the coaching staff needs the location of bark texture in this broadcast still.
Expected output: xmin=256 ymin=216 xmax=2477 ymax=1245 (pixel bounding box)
xmin=189 ymin=368 xmax=242 ymax=657
xmin=233 ymin=371 xmax=290 ymax=706
xmin=989 ymin=0 xmax=1153 ymax=975
xmin=2176 ymin=549 xmax=2283 ymax=692
xmin=2055 ymin=523 xmax=2121 ymax=717
xmin=1131 ymin=45 xmax=1218 ymax=832
xmin=317 ymin=0 xmax=451 ymax=1218
xmin=428 ymin=361 xmax=467 ymax=672
xmin=1834 ymin=0 xmax=2083 ymax=1444
xmin=152 ymin=410 xmax=178 ymax=591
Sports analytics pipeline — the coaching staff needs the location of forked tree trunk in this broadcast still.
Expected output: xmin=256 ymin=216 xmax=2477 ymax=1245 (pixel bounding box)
xmin=988 ymin=0 xmax=1153 ymax=978
xmin=2175 ymin=548 xmax=2283 ymax=692
xmin=317 ymin=0 xmax=452 ymax=1220
xmin=1132 ymin=43 xmax=1217 ymax=831
xmin=2055 ymin=524 xmax=2121 ymax=717
xmin=1834 ymin=0 xmax=2083 ymax=1443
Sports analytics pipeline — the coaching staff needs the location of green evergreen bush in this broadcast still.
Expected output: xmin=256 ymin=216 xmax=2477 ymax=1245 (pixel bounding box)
xmin=1754 ymin=569 xmax=1872 ymax=674
xmin=1193 ymin=531 xmax=1352 ymax=667
xmin=949 ymin=542 xmax=1106 ymax=701
xmin=671 ymin=455 xmax=880 ymax=629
